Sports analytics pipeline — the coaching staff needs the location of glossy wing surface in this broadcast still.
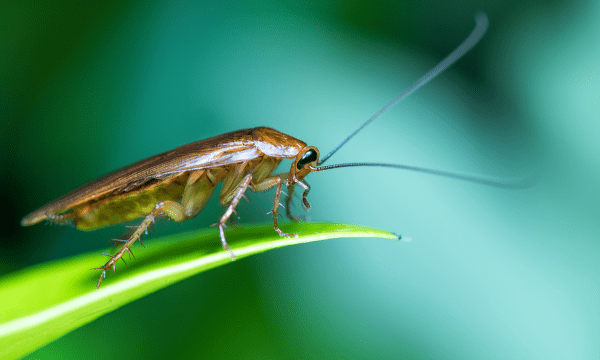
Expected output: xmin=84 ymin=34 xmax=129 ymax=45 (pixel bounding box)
xmin=22 ymin=129 xmax=259 ymax=226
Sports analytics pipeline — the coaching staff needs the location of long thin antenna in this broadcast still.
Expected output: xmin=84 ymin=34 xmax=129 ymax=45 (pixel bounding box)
xmin=318 ymin=12 xmax=489 ymax=165
xmin=312 ymin=163 xmax=531 ymax=188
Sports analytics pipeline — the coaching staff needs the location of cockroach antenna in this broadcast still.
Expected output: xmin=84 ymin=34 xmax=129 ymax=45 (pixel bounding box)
xmin=313 ymin=13 xmax=529 ymax=188
xmin=319 ymin=12 xmax=489 ymax=165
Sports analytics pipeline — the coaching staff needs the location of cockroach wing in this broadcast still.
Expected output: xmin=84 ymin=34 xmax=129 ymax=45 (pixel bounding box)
xmin=22 ymin=129 xmax=263 ymax=226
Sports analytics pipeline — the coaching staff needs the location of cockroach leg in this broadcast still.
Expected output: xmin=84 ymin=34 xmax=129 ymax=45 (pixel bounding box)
xmin=215 ymin=173 xmax=253 ymax=260
xmin=93 ymin=200 xmax=186 ymax=289
xmin=284 ymin=182 xmax=302 ymax=222
xmin=272 ymin=179 xmax=298 ymax=239
xmin=285 ymin=179 xmax=310 ymax=222
xmin=250 ymin=174 xmax=300 ymax=235
xmin=294 ymin=179 xmax=311 ymax=211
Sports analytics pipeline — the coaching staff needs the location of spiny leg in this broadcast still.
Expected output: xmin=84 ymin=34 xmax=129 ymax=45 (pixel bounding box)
xmin=214 ymin=173 xmax=253 ymax=260
xmin=272 ymin=178 xmax=298 ymax=239
xmin=250 ymin=174 xmax=300 ymax=238
xmin=296 ymin=179 xmax=311 ymax=211
xmin=284 ymin=182 xmax=301 ymax=222
xmin=93 ymin=200 xmax=185 ymax=289
xmin=93 ymin=213 xmax=155 ymax=289
xmin=285 ymin=179 xmax=311 ymax=222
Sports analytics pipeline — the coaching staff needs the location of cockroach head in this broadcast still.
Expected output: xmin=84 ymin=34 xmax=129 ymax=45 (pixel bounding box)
xmin=291 ymin=146 xmax=319 ymax=181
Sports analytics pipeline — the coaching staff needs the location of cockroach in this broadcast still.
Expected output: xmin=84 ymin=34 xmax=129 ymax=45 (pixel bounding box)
xmin=22 ymin=13 xmax=503 ymax=289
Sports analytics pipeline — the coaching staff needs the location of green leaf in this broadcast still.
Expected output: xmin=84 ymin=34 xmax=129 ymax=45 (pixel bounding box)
xmin=0 ymin=222 xmax=398 ymax=359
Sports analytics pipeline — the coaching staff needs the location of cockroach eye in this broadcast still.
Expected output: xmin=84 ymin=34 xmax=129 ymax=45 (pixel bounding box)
xmin=297 ymin=149 xmax=318 ymax=170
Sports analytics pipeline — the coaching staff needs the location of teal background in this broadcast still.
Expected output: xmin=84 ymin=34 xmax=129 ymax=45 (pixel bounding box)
xmin=2 ymin=1 xmax=599 ymax=359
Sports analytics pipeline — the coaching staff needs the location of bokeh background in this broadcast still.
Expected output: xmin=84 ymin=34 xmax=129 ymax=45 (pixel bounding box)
xmin=2 ymin=1 xmax=599 ymax=359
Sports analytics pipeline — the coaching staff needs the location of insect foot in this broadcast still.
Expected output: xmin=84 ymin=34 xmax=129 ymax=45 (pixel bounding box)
xmin=275 ymin=227 xmax=299 ymax=239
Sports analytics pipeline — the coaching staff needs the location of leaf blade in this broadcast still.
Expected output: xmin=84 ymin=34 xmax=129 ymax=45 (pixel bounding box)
xmin=0 ymin=222 xmax=399 ymax=359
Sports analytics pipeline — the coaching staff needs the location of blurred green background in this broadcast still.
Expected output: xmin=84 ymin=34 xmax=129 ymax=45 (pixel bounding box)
xmin=2 ymin=0 xmax=599 ymax=359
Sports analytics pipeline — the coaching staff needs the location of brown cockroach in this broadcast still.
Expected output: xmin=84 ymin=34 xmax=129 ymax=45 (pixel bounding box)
xmin=22 ymin=14 xmax=500 ymax=288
